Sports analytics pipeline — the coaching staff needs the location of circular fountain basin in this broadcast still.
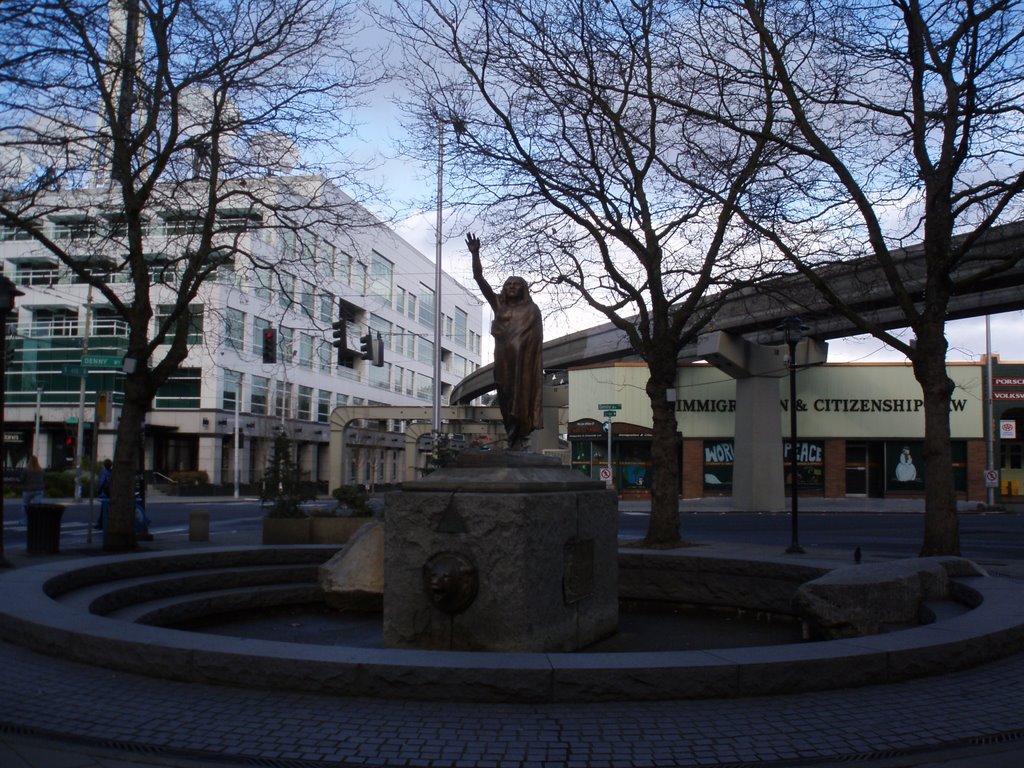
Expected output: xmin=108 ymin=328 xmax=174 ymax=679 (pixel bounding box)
xmin=0 ymin=545 xmax=1021 ymax=702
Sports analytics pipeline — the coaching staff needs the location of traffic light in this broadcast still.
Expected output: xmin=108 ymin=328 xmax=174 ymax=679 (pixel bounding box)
xmin=332 ymin=318 xmax=348 ymax=365
xmin=96 ymin=391 xmax=111 ymax=423
xmin=359 ymin=332 xmax=384 ymax=367
xmin=261 ymin=327 xmax=277 ymax=364
xmin=63 ymin=433 xmax=76 ymax=462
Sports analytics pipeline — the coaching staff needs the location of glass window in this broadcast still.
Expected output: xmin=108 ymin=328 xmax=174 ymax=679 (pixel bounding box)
xmin=281 ymin=228 xmax=297 ymax=258
xmin=155 ymin=304 xmax=203 ymax=344
xmin=255 ymin=270 xmax=272 ymax=302
xmin=274 ymin=380 xmax=291 ymax=418
xmin=319 ymin=294 xmax=335 ymax=323
xmin=417 ymin=337 xmax=433 ymax=365
xmin=416 ymin=374 xmax=433 ymax=401
xmin=222 ymin=370 xmax=242 ymax=410
xmin=298 ymin=333 xmax=313 ymax=369
xmin=370 ymin=361 xmax=391 ymax=391
xmin=155 ymin=367 xmax=201 ymax=409
xmin=418 ymin=286 xmax=434 ymax=328
xmin=251 ymin=376 xmax=269 ymax=414
xmin=369 ymin=314 xmax=392 ymax=348
xmin=297 ymin=385 xmax=313 ymax=420
xmin=337 ymin=250 xmax=351 ymax=285
xmin=299 ymin=281 xmax=315 ymax=317
xmin=225 ymin=308 xmax=245 ymax=351
xmin=370 ymin=252 xmax=394 ymax=302
xmin=318 ymin=339 xmax=333 ymax=372
xmin=278 ymin=273 xmax=294 ymax=309
xmin=396 ymin=287 xmax=406 ymax=315
xmin=454 ymin=308 xmax=468 ymax=347
xmin=317 ymin=390 xmax=331 ymax=423
xmin=278 ymin=327 xmax=293 ymax=363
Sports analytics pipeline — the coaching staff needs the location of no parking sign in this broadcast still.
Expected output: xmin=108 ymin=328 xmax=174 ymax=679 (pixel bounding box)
xmin=985 ymin=469 xmax=1000 ymax=488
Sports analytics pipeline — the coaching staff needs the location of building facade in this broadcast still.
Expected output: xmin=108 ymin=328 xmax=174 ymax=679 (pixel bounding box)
xmin=567 ymin=360 xmax=1021 ymax=503
xmin=1 ymin=178 xmax=483 ymax=491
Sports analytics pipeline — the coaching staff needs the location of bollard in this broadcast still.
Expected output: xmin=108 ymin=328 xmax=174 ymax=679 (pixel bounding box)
xmin=189 ymin=510 xmax=210 ymax=542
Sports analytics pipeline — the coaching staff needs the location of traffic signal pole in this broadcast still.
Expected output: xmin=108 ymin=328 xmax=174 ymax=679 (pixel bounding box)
xmin=74 ymin=285 xmax=94 ymax=500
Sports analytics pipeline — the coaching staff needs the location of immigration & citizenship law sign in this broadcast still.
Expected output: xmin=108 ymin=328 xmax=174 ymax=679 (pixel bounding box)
xmin=567 ymin=362 xmax=983 ymax=439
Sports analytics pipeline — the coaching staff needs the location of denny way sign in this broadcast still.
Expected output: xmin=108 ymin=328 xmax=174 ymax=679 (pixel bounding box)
xmin=81 ymin=354 xmax=121 ymax=368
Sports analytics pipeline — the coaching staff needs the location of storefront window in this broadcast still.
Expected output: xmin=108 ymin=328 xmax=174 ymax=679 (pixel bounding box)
xmin=883 ymin=441 xmax=967 ymax=493
xmin=703 ymin=440 xmax=734 ymax=491
xmin=783 ymin=440 xmax=825 ymax=492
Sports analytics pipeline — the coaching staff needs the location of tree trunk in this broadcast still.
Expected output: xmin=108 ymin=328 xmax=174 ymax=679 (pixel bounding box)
xmin=103 ymin=372 xmax=149 ymax=552
xmin=914 ymin=335 xmax=960 ymax=556
xmin=644 ymin=365 xmax=682 ymax=546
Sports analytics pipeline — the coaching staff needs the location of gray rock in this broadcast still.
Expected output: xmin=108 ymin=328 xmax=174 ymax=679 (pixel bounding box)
xmin=318 ymin=520 xmax=383 ymax=611
xmin=794 ymin=556 xmax=986 ymax=639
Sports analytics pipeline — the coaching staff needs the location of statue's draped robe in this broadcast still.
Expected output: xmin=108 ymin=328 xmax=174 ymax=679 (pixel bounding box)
xmin=490 ymin=284 xmax=543 ymax=447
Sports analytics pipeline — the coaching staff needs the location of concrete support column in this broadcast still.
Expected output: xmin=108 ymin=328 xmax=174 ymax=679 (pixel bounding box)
xmin=732 ymin=376 xmax=785 ymax=512
xmin=698 ymin=331 xmax=827 ymax=513
xmin=198 ymin=435 xmax=223 ymax=485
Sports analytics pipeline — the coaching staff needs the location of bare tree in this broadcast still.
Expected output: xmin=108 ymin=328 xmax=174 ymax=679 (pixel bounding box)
xmin=0 ymin=0 xmax=382 ymax=550
xmin=689 ymin=0 xmax=1024 ymax=554
xmin=385 ymin=0 xmax=784 ymax=545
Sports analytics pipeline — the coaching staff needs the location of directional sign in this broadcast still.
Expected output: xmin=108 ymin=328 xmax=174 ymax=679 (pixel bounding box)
xmin=61 ymin=364 xmax=86 ymax=377
xmin=597 ymin=403 xmax=622 ymax=411
xmin=81 ymin=354 xmax=121 ymax=368
xmin=603 ymin=410 xmax=618 ymax=418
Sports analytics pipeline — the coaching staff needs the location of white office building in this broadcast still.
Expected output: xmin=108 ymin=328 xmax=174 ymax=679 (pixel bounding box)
xmin=1 ymin=176 xmax=483 ymax=492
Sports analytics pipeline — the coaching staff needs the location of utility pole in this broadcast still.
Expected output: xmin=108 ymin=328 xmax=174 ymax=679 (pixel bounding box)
xmin=74 ymin=284 xmax=94 ymax=500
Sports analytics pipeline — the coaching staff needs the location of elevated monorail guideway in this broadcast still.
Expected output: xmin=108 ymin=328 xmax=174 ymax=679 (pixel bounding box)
xmin=450 ymin=221 xmax=1024 ymax=511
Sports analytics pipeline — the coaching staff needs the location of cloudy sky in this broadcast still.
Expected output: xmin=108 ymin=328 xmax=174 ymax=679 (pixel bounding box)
xmin=333 ymin=55 xmax=1024 ymax=368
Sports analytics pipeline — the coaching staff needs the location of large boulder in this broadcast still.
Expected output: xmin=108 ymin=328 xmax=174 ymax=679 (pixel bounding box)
xmin=794 ymin=556 xmax=987 ymax=639
xmin=318 ymin=520 xmax=383 ymax=611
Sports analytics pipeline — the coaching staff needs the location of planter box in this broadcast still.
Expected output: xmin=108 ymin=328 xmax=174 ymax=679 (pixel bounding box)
xmin=262 ymin=516 xmax=371 ymax=545
xmin=262 ymin=517 xmax=311 ymax=545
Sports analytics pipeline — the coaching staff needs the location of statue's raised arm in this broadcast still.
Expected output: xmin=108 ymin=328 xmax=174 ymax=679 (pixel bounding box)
xmin=465 ymin=232 xmax=544 ymax=451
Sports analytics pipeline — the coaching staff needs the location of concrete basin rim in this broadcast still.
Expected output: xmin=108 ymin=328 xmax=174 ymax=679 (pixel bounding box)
xmin=1 ymin=546 xmax=1022 ymax=702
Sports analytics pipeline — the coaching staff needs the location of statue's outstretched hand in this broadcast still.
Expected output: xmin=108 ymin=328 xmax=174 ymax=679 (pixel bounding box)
xmin=465 ymin=232 xmax=480 ymax=256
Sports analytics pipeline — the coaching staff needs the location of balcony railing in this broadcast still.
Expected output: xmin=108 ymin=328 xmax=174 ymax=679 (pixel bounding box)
xmin=25 ymin=318 xmax=130 ymax=338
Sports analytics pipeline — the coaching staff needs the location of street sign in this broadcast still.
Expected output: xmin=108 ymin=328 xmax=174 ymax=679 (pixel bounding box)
xmin=65 ymin=417 xmax=78 ymax=425
xmin=603 ymin=410 xmax=618 ymax=417
xmin=81 ymin=354 xmax=122 ymax=368
xmin=599 ymin=467 xmax=612 ymax=481
xmin=597 ymin=403 xmax=621 ymax=410
xmin=61 ymin=364 xmax=86 ymax=377
xmin=985 ymin=469 xmax=1000 ymax=488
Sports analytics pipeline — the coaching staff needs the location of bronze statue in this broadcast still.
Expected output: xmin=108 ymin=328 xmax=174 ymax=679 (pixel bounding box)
xmin=466 ymin=233 xmax=543 ymax=450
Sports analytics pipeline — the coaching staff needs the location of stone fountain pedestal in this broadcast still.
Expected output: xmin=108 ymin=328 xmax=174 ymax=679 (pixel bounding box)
xmin=383 ymin=452 xmax=618 ymax=652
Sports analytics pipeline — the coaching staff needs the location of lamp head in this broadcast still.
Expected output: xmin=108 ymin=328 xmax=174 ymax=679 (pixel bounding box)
xmin=776 ymin=315 xmax=809 ymax=343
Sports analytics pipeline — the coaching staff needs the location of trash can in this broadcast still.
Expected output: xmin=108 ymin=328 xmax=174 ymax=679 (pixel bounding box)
xmin=189 ymin=510 xmax=210 ymax=542
xmin=26 ymin=503 xmax=65 ymax=555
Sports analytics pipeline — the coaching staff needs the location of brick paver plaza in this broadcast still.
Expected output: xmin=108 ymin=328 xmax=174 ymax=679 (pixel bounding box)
xmin=2 ymin=502 xmax=1024 ymax=768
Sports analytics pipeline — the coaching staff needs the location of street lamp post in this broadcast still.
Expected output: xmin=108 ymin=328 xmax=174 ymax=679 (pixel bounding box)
xmin=432 ymin=116 xmax=468 ymax=440
xmin=0 ymin=274 xmax=26 ymax=566
xmin=779 ymin=315 xmax=808 ymax=555
xmin=432 ymin=120 xmax=445 ymax=438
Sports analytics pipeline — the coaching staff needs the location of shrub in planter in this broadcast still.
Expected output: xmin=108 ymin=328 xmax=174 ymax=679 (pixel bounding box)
xmin=260 ymin=429 xmax=313 ymax=518
xmin=170 ymin=470 xmax=210 ymax=486
xmin=331 ymin=484 xmax=372 ymax=516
